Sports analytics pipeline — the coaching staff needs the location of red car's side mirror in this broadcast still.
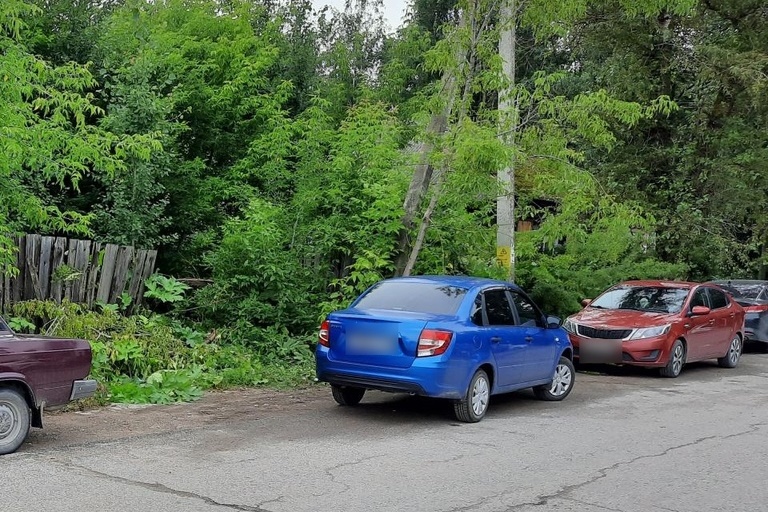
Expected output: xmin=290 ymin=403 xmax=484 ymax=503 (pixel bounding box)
xmin=691 ymin=305 xmax=711 ymax=316
xmin=580 ymin=298 xmax=592 ymax=308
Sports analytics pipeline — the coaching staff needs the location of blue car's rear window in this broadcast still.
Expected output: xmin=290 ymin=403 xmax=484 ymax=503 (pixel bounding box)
xmin=353 ymin=281 xmax=468 ymax=315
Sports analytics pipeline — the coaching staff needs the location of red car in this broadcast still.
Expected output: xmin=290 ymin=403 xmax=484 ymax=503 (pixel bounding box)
xmin=0 ymin=318 xmax=96 ymax=454
xmin=565 ymin=280 xmax=745 ymax=378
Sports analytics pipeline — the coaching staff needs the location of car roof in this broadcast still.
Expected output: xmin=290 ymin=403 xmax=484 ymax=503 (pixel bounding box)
xmin=383 ymin=275 xmax=522 ymax=292
xmin=616 ymin=279 xmax=699 ymax=289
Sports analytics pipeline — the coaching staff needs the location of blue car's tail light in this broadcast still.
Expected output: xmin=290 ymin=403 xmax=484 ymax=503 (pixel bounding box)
xmin=417 ymin=329 xmax=453 ymax=357
xmin=318 ymin=319 xmax=330 ymax=347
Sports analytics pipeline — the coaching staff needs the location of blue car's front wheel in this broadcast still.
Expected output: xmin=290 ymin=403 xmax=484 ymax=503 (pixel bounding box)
xmin=533 ymin=356 xmax=575 ymax=401
xmin=453 ymin=369 xmax=490 ymax=423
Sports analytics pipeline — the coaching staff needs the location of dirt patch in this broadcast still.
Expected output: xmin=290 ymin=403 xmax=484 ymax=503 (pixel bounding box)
xmin=24 ymin=385 xmax=332 ymax=452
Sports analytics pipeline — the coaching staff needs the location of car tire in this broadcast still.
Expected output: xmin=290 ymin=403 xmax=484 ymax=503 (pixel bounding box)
xmin=659 ymin=339 xmax=685 ymax=378
xmin=717 ymin=335 xmax=742 ymax=368
xmin=0 ymin=388 xmax=31 ymax=456
xmin=533 ymin=356 xmax=575 ymax=401
xmin=331 ymin=385 xmax=365 ymax=406
xmin=454 ymin=369 xmax=490 ymax=423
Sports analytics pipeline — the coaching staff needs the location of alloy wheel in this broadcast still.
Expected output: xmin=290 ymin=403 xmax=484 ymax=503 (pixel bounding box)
xmin=549 ymin=363 xmax=573 ymax=397
xmin=471 ymin=375 xmax=489 ymax=416
xmin=729 ymin=337 xmax=741 ymax=365
xmin=671 ymin=344 xmax=684 ymax=375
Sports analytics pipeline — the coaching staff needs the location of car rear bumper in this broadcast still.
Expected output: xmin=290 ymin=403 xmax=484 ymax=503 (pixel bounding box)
xmin=745 ymin=314 xmax=768 ymax=342
xmin=70 ymin=379 xmax=98 ymax=401
xmin=745 ymin=330 xmax=768 ymax=343
xmin=315 ymin=349 xmax=466 ymax=399
xmin=320 ymin=373 xmax=427 ymax=394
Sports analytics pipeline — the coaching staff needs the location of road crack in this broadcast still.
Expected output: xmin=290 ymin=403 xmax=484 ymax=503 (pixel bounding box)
xmin=51 ymin=459 xmax=269 ymax=512
xmin=502 ymin=423 xmax=766 ymax=510
xmin=561 ymin=497 xmax=627 ymax=512
xmin=444 ymin=423 xmax=766 ymax=512
xmin=321 ymin=454 xmax=387 ymax=495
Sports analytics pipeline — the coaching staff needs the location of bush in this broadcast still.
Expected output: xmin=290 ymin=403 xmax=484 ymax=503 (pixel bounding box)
xmin=516 ymin=256 xmax=689 ymax=318
xmin=9 ymin=301 xmax=316 ymax=405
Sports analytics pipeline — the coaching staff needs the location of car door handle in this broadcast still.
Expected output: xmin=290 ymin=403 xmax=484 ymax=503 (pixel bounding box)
xmin=708 ymin=319 xmax=715 ymax=325
xmin=525 ymin=336 xmax=533 ymax=343
xmin=490 ymin=336 xmax=502 ymax=343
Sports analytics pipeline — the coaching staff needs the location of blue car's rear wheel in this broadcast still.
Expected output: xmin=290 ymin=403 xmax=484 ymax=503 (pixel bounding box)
xmin=533 ymin=357 xmax=575 ymax=401
xmin=331 ymin=385 xmax=365 ymax=406
xmin=454 ymin=369 xmax=490 ymax=423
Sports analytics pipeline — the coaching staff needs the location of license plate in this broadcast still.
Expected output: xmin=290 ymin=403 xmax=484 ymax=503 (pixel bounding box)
xmin=345 ymin=334 xmax=396 ymax=355
xmin=580 ymin=339 xmax=622 ymax=364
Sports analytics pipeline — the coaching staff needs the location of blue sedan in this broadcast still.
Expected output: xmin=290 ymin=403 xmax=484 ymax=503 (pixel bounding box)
xmin=315 ymin=275 xmax=575 ymax=422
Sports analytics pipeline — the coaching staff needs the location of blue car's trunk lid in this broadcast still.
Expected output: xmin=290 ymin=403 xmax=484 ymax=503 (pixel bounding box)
xmin=326 ymin=309 xmax=438 ymax=368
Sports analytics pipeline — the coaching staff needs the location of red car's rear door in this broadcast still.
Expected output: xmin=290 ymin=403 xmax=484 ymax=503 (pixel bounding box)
xmin=706 ymin=287 xmax=739 ymax=358
xmin=683 ymin=287 xmax=716 ymax=361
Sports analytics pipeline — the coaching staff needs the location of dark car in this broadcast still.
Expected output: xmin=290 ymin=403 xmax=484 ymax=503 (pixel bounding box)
xmin=315 ymin=275 xmax=575 ymax=423
xmin=709 ymin=280 xmax=768 ymax=349
xmin=0 ymin=318 xmax=96 ymax=455
xmin=565 ymin=280 xmax=745 ymax=378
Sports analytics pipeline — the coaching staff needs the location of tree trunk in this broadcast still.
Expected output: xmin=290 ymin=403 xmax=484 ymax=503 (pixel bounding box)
xmin=402 ymin=171 xmax=445 ymax=276
xmin=393 ymin=14 xmax=468 ymax=276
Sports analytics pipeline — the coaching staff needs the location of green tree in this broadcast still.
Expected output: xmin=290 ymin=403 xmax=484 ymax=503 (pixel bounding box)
xmin=0 ymin=0 xmax=156 ymax=269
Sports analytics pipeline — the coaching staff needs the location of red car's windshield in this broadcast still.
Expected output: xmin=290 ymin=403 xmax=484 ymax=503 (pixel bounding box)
xmin=590 ymin=286 xmax=690 ymax=314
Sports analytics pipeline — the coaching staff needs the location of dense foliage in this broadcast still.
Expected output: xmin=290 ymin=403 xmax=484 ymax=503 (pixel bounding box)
xmin=1 ymin=0 xmax=766 ymax=401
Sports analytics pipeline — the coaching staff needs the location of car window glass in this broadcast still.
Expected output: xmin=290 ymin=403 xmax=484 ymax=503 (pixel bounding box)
xmin=510 ymin=292 xmax=540 ymax=327
xmin=690 ymin=288 xmax=709 ymax=309
xmin=483 ymin=290 xmax=516 ymax=326
xmin=709 ymin=288 xmax=729 ymax=309
xmin=726 ymin=283 xmax=764 ymax=299
xmin=470 ymin=295 xmax=484 ymax=325
xmin=353 ymin=281 xmax=468 ymax=315
xmin=590 ymin=286 xmax=689 ymax=314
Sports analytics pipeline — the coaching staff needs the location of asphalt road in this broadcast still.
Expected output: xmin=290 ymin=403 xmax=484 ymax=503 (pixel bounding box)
xmin=3 ymin=350 xmax=768 ymax=512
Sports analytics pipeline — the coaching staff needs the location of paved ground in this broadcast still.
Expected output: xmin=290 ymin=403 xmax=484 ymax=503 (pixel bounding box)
xmin=3 ymin=349 xmax=768 ymax=512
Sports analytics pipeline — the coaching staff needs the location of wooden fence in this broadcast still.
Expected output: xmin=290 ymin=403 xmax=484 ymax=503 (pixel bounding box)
xmin=0 ymin=234 xmax=158 ymax=312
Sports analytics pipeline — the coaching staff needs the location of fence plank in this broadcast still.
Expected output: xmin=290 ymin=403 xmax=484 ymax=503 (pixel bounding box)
xmin=109 ymin=246 xmax=134 ymax=303
xmin=96 ymin=244 xmax=119 ymax=304
xmin=73 ymin=240 xmax=91 ymax=303
xmin=2 ymin=267 xmax=10 ymax=312
xmin=10 ymin=236 xmax=24 ymax=303
xmin=38 ymin=236 xmax=54 ymax=298
xmin=126 ymin=250 xmax=148 ymax=311
xmin=85 ymin=243 xmax=102 ymax=307
xmin=134 ymin=250 xmax=158 ymax=310
xmin=50 ymin=237 xmax=67 ymax=303
xmin=24 ymin=235 xmax=41 ymax=300
xmin=64 ymin=239 xmax=79 ymax=301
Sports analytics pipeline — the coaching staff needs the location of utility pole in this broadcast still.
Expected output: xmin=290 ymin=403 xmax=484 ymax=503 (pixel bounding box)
xmin=497 ymin=0 xmax=516 ymax=281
